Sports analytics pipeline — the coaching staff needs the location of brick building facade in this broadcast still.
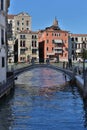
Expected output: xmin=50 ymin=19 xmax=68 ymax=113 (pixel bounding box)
xmin=38 ymin=18 xmax=69 ymax=62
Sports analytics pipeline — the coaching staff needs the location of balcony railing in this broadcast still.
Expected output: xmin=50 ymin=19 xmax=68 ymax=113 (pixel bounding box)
xmin=54 ymin=51 xmax=62 ymax=54
xmin=31 ymin=46 xmax=38 ymax=49
xmin=76 ymin=49 xmax=82 ymax=53
xmin=54 ymin=47 xmax=62 ymax=49
xmin=53 ymin=39 xmax=63 ymax=44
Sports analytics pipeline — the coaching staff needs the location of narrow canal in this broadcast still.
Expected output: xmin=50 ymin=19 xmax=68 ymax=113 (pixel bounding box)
xmin=0 ymin=68 xmax=87 ymax=130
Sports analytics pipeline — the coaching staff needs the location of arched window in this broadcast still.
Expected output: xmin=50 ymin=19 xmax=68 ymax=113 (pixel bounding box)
xmin=32 ymin=41 xmax=34 ymax=47
xmin=47 ymin=47 xmax=48 ymax=51
xmin=20 ymin=40 xmax=22 ymax=47
xmin=35 ymin=41 xmax=37 ymax=47
xmin=23 ymin=41 xmax=25 ymax=47
xmin=35 ymin=35 xmax=37 ymax=39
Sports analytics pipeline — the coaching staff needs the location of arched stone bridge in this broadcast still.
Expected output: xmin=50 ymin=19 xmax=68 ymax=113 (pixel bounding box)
xmin=14 ymin=64 xmax=74 ymax=81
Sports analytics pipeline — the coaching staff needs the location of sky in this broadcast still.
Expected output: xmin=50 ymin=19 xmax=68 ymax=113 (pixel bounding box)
xmin=8 ymin=0 xmax=87 ymax=34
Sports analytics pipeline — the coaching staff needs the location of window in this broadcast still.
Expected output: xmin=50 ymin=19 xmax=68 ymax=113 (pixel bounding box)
xmin=23 ymin=35 xmax=25 ymax=39
xmin=52 ymin=39 xmax=54 ymax=43
xmin=17 ymin=21 xmax=20 ymax=26
xmin=46 ymin=33 xmax=48 ymax=36
xmin=65 ymin=53 xmax=67 ymax=57
xmin=20 ymin=57 xmax=25 ymax=62
xmin=32 ymin=49 xmax=37 ymax=54
xmin=10 ymin=20 xmax=12 ymax=24
xmin=78 ymin=44 xmax=80 ymax=49
xmin=23 ymin=41 xmax=25 ymax=47
xmin=32 ymin=35 xmax=34 ymax=39
xmin=1 ymin=0 xmax=4 ymax=10
xmin=17 ymin=27 xmax=19 ymax=30
xmin=20 ymin=41 xmax=22 ymax=47
xmin=75 ymin=37 xmax=78 ymax=42
xmin=35 ymin=41 xmax=37 ymax=47
xmin=32 ymin=41 xmax=34 ymax=47
xmin=71 ymin=37 xmax=74 ymax=41
xmin=1 ymin=29 xmax=4 ymax=45
xmin=75 ymin=44 xmax=77 ymax=49
xmin=26 ymin=21 xmax=29 ymax=26
xmin=47 ymin=40 xmax=49 ymax=43
xmin=35 ymin=35 xmax=37 ymax=39
xmin=20 ymin=35 xmax=22 ymax=39
xmin=81 ymin=37 xmax=83 ymax=41
xmin=52 ymin=47 xmax=54 ymax=51
xmin=20 ymin=40 xmax=25 ymax=47
xmin=2 ymin=57 xmax=5 ymax=67
xmin=57 ymin=33 xmax=60 ymax=36
xmin=47 ymin=47 xmax=48 ymax=51
xmin=27 ymin=28 xmax=29 ymax=30
xmin=32 ymin=49 xmax=36 ymax=54
xmin=20 ymin=35 xmax=26 ymax=39
xmin=20 ymin=49 xmax=25 ymax=54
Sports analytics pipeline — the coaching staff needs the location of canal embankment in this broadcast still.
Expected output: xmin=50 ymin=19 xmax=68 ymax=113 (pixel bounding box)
xmin=75 ymin=71 xmax=87 ymax=99
xmin=2 ymin=62 xmax=86 ymax=100
xmin=75 ymin=75 xmax=84 ymax=92
xmin=0 ymin=71 xmax=14 ymax=99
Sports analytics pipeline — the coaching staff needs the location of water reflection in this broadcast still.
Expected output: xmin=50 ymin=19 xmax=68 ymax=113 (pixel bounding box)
xmin=0 ymin=68 xmax=87 ymax=129
xmin=83 ymin=99 xmax=87 ymax=128
xmin=15 ymin=68 xmax=69 ymax=98
xmin=16 ymin=68 xmax=68 ymax=87
xmin=0 ymin=91 xmax=14 ymax=130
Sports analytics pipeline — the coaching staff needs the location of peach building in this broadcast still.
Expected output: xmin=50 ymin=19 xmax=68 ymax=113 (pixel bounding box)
xmin=38 ymin=18 xmax=69 ymax=62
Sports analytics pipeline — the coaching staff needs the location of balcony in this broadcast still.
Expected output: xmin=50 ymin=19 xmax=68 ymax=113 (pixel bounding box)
xmin=54 ymin=47 xmax=62 ymax=50
xmin=76 ymin=49 xmax=82 ymax=53
xmin=47 ymin=52 xmax=55 ymax=56
xmin=20 ymin=47 xmax=28 ymax=51
xmin=54 ymin=50 xmax=62 ymax=54
xmin=53 ymin=39 xmax=63 ymax=44
xmin=54 ymin=48 xmax=63 ymax=54
xmin=31 ymin=46 xmax=38 ymax=50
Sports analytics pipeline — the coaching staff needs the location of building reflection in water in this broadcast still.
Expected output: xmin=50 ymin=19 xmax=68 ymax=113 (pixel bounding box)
xmin=0 ymin=68 xmax=87 ymax=129
xmin=83 ymin=99 xmax=87 ymax=128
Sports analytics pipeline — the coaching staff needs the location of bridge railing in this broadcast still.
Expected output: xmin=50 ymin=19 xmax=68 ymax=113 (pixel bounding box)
xmin=8 ymin=58 xmax=64 ymax=71
xmin=8 ymin=58 xmax=86 ymax=76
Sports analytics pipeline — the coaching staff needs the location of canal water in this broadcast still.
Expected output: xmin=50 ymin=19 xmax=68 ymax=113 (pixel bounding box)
xmin=0 ymin=68 xmax=87 ymax=130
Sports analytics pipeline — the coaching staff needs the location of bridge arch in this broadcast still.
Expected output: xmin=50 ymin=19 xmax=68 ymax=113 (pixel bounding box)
xmin=14 ymin=64 xmax=74 ymax=80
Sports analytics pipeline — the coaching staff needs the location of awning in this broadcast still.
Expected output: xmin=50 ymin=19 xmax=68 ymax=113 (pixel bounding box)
xmin=47 ymin=53 xmax=54 ymax=55
xmin=54 ymin=39 xmax=63 ymax=44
